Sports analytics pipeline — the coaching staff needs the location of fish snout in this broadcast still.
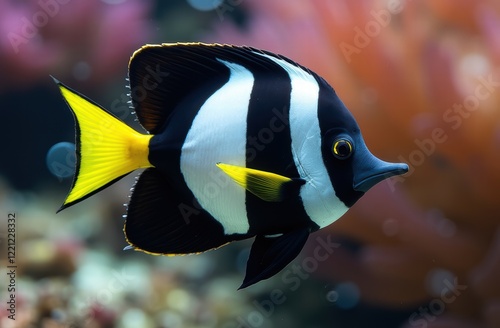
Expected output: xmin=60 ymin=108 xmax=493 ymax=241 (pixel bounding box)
xmin=352 ymin=152 xmax=409 ymax=193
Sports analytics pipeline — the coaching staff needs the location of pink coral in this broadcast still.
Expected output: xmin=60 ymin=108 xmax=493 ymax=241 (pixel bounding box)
xmin=0 ymin=0 xmax=153 ymax=89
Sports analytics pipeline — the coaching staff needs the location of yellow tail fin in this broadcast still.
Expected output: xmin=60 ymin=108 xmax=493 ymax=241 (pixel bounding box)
xmin=56 ymin=81 xmax=154 ymax=211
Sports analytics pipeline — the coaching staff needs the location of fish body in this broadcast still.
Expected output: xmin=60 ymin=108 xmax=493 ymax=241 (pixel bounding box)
xmin=56 ymin=43 xmax=408 ymax=288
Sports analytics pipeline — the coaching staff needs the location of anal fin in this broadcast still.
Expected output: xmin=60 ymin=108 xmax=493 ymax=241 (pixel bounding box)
xmin=239 ymin=229 xmax=310 ymax=289
xmin=124 ymin=168 xmax=236 ymax=255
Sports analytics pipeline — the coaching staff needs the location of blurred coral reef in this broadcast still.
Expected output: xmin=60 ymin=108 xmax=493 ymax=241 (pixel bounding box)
xmin=207 ymin=0 xmax=500 ymax=327
xmin=0 ymin=177 xmax=261 ymax=328
xmin=0 ymin=0 xmax=153 ymax=89
xmin=2 ymin=0 xmax=500 ymax=327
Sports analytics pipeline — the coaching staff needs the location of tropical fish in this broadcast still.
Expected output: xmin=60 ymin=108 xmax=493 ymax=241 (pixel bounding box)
xmin=55 ymin=43 xmax=408 ymax=289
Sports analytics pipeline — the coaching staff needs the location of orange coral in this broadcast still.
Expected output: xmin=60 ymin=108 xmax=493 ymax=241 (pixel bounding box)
xmin=207 ymin=0 xmax=500 ymax=326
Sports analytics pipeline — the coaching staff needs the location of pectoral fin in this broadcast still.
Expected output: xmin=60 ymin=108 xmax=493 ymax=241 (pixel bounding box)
xmin=239 ymin=229 xmax=310 ymax=289
xmin=216 ymin=163 xmax=304 ymax=202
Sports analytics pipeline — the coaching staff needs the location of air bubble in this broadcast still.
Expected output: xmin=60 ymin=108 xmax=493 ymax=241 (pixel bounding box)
xmin=73 ymin=61 xmax=92 ymax=81
xmin=326 ymin=290 xmax=339 ymax=302
xmin=46 ymin=142 xmax=76 ymax=179
xmin=327 ymin=282 xmax=360 ymax=309
xmin=187 ymin=0 xmax=224 ymax=11
xmin=425 ymin=268 xmax=456 ymax=297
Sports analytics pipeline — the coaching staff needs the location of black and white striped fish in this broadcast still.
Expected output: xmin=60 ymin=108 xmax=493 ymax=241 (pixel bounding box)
xmin=55 ymin=43 xmax=408 ymax=289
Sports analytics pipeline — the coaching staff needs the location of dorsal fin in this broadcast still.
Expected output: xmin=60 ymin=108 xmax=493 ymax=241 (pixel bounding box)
xmin=127 ymin=43 xmax=313 ymax=134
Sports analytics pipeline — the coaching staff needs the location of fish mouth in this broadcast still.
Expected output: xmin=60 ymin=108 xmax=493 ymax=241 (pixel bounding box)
xmin=353 ymin=158 xmax=409 ymax=193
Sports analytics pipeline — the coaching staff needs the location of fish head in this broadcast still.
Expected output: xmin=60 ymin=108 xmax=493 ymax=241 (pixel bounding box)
xmin=318 ymin=92 xmax=408 ymax=208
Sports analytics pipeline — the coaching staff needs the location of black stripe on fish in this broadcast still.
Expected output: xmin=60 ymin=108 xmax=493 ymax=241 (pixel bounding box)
xmin=244 ymin=53 xmax=312 ymax=235
xmin=316 ymin=75 xmax=363 ymax=208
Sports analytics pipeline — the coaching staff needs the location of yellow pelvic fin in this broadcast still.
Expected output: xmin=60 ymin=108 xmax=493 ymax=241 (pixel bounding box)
xmin=56 ymin=81 xmax=154 ymax=211
xmin=216 ymin=163 xmax=294 ymax=202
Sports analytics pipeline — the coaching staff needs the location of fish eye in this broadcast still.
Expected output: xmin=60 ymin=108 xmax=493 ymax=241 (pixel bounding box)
xmin=332 ymin=138 xmax=353 ymax=160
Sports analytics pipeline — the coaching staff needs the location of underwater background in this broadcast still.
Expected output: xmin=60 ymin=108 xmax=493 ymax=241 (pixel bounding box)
xmin=1 ymin=0 xmax=500 ymax=327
